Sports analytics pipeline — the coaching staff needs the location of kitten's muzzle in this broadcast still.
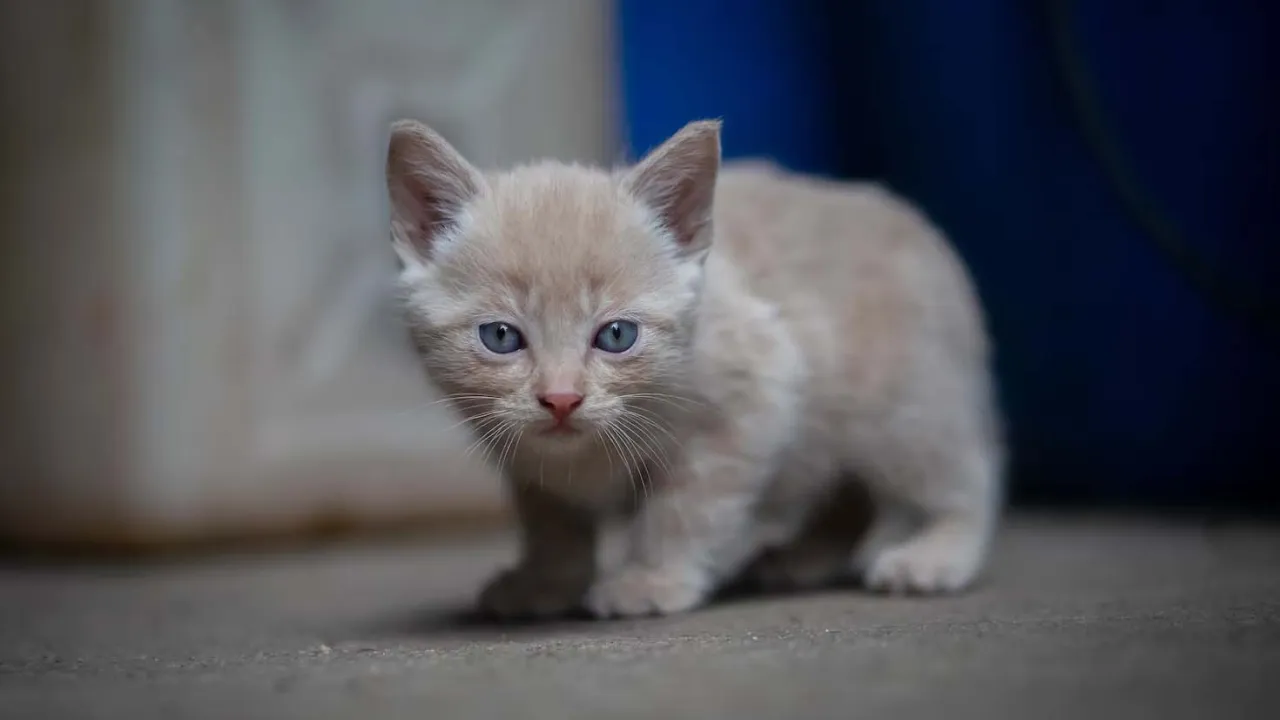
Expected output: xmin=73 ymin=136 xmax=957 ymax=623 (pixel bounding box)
xmin=537 ymin=392 xmax=584 ymax=425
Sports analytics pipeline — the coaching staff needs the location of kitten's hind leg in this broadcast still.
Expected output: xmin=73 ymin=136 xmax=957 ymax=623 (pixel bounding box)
xmin=854 ymin=436 xmax=1001 ymax=595
xmin=741 ymin=480 xmax=875 ymax=593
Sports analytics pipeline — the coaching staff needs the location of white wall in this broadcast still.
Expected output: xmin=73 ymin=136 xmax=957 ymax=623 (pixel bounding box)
xmin=0 ymin=0 xmax=618 ymax=548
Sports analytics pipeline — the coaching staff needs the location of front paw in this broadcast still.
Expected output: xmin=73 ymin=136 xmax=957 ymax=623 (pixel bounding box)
xmin=477 ymin=566 xmax=588 ymax=621
xmin=585 ymin=564 xmax=708 ymax=618
xmin=861 ymin=538 xmax=982 ymax=595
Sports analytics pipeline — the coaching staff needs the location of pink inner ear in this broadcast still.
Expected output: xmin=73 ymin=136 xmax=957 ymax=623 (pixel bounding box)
xmin=409 ymin=189 xmax=454 ymax=237
xmin=388 ymin=183 xmax=439 ymax=259
xmin=387 ymin=121 xmax=483 ymax=259
xmin=627 ymin=121 xmax=721 ymax=252
xmin=390 ymin=171 xmax=474 ymax=258
xmin=663 ymin=175 xmax=713 ymax=247
xmin=636 ymin=161 xmax=717 ymax=250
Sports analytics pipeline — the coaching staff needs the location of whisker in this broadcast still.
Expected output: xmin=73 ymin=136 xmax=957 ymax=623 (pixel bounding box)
xmin=605 ymin=421 xmax=644 ymax=501
xmin=599 ymin=424 xmax=633 ymax=507
xmin=459 ymin=416 xmax=503 ymax=457
xmin=618 ymin=390 xmax=705 ymax=405
xmin=620 ymin=408 xmax=682 ymax=447
xmin=596 ymin=425 xmax=617 ymax=481
xmin=605 ymin=422 xmax=637 ymax=477
xmin=503 ymin=427 xmax=525 ymax=470
xmin=611 ymin=420 xmax=656 ymax=502
xmin=464 ymin=417 xmax=510 ymax=467
xmin=441 ymin=409 xmax=506 ymax=434
xmin=617 ymin=392 xmax=707 ymax=412
xmin=617 ymin=415 xmax=695 ymax=540
xmin=613 ymin=415 xmax=667 ymax=474
xmin=436 ymin=393 xmax=503 ymax=403
xmin=387 ymin=394 xmax=498 ymax=419
xmin=621 ymin=431 xmax=647 ymax=504
xmin=476 ymin=422 xmax=511 ymax=469
xmin=616 ymin=413 xmax=679 ymax=480
xmin=496 ymin=425 xmax=522 ymax=471
xmin=495 ymin=425 xmax=515 ymax=469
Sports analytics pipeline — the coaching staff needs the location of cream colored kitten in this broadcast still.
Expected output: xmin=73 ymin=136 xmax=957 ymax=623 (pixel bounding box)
xmin=386 ymin=119 xmax=1003 ymax=619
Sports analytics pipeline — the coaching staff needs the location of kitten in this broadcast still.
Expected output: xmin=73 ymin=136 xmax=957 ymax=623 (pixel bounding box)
xmin=386 ymin=119 xmax=1004 ymax=619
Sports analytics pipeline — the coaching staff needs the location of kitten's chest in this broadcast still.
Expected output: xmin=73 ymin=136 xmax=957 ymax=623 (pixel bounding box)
xmin=510 ymin=445 xmax=640 ymax=513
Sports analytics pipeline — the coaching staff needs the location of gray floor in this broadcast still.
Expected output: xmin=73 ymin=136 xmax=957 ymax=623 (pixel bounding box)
xmin=2 ymin=514 xmax=1278 ymax=720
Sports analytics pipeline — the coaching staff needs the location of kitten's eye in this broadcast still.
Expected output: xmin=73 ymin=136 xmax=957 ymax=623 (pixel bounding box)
xmin=593 ymin=320 xmax=639 ymax=353
xmin=477 ymin=322 xmax=525 ymax=354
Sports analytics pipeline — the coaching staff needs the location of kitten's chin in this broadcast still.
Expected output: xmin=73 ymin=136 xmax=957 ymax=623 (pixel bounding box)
xmin=527 ymin=422 xmax=595 ymax=455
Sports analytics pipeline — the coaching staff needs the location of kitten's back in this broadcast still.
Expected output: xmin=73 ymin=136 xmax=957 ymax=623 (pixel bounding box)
xmin=711 ymin=166 xmax=991 ymax=408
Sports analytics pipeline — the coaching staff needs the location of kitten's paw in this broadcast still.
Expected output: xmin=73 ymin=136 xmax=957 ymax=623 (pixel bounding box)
xmin=586 ymin=565 xmax=708 ymax=618
xmin=862 ymin=538 xmax=982 ymax=595
xmin=477 ymin=566 xmax=588 ymax=620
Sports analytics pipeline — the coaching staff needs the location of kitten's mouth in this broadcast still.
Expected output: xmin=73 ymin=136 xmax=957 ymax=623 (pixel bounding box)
xmin=534 ymin=417 xmax=592 ymax=441
xmin=540 ymin=424 xmax=582 ymax=436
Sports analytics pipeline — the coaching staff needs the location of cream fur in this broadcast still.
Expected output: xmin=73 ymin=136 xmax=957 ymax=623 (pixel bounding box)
xmin=386 ymin=119 xmax=1004 ymax=619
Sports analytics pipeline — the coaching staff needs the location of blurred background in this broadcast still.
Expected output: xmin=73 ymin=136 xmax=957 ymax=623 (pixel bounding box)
xmin=1 ymin=0 xmax=1277 ymax=556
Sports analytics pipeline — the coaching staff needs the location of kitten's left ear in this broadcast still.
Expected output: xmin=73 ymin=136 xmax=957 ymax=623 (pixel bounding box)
xmin=624 ymin=119 xmax=721 ymax=258
xmin=386 ymin=120 xmax=485 ymax=265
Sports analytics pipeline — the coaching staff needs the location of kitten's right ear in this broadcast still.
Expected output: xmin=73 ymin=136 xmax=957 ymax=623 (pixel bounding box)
xmin=386 ymin=120 xmax=485 ymax=264
xmin=623 ymin=119 xmax=721 ymax=259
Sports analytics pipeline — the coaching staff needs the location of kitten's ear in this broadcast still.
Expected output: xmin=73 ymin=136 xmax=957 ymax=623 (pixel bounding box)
xmin=624 ymin=119 xmax=721 ymax=257
xmin=386 ymin=120 xmax=485 ymax=263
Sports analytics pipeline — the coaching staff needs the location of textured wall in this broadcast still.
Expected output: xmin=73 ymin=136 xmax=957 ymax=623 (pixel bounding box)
xmin=0 ymin=0 xmax=618 ymax=550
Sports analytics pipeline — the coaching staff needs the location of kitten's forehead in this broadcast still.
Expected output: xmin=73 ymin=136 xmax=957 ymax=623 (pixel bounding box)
xmin=455 ymin=163 xmax=670 ymax=302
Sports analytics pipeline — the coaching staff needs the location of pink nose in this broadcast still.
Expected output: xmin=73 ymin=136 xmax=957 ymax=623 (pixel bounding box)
xmin=537 ymin=392 xmax=584 ymax=422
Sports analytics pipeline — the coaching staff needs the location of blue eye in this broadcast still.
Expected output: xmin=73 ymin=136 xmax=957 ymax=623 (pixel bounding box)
xmin=593 ymin=320 xmax=639 ymax=353
xmin=477 ymin=322 xmax=525 ymax=354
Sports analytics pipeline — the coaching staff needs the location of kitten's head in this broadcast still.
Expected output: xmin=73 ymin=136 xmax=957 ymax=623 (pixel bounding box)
xmin=386 ymin=120 xmax=720 ymax=456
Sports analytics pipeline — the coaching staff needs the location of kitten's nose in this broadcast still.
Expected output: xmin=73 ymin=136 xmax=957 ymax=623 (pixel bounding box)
xmin=537 ymin=392 xmax=584 ymax=422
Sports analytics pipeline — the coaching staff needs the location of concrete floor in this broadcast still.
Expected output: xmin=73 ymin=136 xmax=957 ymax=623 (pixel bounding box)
xmin=2 ymin=514 xmax=1278 ymax=720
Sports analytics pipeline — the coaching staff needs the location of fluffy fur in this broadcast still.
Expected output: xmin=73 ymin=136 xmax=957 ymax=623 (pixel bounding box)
xmin=386 ymin=119 xmax=1004 ymax=619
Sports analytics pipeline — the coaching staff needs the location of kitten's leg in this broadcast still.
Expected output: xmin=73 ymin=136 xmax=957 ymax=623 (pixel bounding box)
xmin=742 ymin=480 xmax=875 ymax=592
xmin=478 ymin=482 xmax=597 ymax=619
xmin=855 ymin=436 xmax=1000 ymax=594
xmin=585 ymin=291 xmax=802 ymax=618
xmin=585 ymin=436 xmax=774 ymax=618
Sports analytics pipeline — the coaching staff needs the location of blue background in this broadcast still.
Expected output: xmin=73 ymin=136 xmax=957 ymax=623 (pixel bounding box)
xmin=617 ymin=0 xmax=1280 ymax=509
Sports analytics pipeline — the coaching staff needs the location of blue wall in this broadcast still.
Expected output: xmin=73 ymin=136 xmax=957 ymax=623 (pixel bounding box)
xmin=618 ymin=0 xmax=1280 ymax=508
